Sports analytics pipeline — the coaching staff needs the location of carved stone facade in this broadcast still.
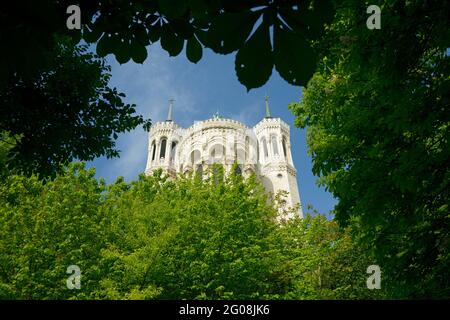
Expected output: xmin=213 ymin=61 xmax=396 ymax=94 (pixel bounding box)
xmin=145 ymin=101 xmax=303 ymax=218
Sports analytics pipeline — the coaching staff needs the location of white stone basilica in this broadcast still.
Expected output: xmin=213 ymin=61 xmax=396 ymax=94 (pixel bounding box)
xmin=145 ymin=98 xmax=303 ymax=218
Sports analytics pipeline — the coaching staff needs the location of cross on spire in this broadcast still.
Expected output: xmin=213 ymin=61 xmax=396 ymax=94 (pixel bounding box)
xmin=166 ymin=98 xmax=174 ymax=121
xmin=265 ymin=95 xmax=271 ymax=118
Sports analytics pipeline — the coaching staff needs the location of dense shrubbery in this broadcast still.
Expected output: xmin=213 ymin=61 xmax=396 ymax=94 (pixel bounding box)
xmin=290 ymin=0 xmax=449 ymax=298
xmin=0 ymin=141 xmax=380 ymax=299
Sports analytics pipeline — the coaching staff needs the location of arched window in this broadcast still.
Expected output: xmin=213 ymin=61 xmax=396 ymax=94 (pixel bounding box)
xmin=282 ymin=136 xmax=287 ymax=158
xmin=272 ymin=135 xmax=279 ymax=156
xmin=170 ymin=141 xmax=177 ymax=162
xmin=160 ymin=138 xmax=167 ymax=159
xmin=236 ymin=148 xmax=245 ymax=164
xmin=210 ymin=144 xmax=225 ymax=164
xmin=151 ymin=141 xmax=156 ymax=161
xmin=190 ymin=150 xmax=201 ymax=165
xmin=261 ymin=137 xmax=268 ymax=159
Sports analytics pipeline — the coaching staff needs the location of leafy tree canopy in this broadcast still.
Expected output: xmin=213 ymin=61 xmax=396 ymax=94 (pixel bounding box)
xmin=0 ymin=161 xmax=379 ymax=299
xmin=290 ymin=0 xmax=450 ymax=298
xmin=0 ymin=38 xmax=150 ymax=177
xmin=1 ymin=0 xmax=336 ymax=90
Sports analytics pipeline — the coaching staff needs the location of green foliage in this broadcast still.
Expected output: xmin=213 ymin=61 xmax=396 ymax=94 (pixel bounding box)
xmin=0 ymin=38 xmax=150 ymax=177
xmin=0 ymin=163 xmax=375 ymax=300
xmin=186 ymin=36 xmax=203 ymax=64
xmin=290 ymin=0 xmax=450 ymax=298
xmin=0 ymin=132 xmax=21 ymax=177
xmin=0 ymin=163 xmax=109 ymax=299
xmin=100 ymin=168 xmax=279 ymax=299
xmin=276 ymin=213 xmax=385 ymax=299
xmin=235 ymin=21 xmax=274 ymax=90
xmin=0 ymin=1 xmax=337 ymax=90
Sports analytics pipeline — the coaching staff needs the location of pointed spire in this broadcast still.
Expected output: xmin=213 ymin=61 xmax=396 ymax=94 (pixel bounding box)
xmin=265 ymin=95 xmax=271 ymax=118
xmin=166 ymin=98 xmax=174 ymax=121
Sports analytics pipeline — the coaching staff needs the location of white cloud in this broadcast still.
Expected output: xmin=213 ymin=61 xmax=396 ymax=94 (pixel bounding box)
xmin=108 ymin=44 xmax=198 ymax=122
xmin=229 ymin=99 xmax=262 ymax=127
xmin=91 ymin=44 xmax=202 ymax=182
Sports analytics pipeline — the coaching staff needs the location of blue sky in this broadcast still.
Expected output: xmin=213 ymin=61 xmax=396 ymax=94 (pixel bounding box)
xmin=88 ymin=43 xmax=336 ymax=215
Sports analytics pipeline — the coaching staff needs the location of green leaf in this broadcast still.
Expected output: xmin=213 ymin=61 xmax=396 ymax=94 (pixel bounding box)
xmin=200 ymin=11 xmax=260 ymax=55
xmin=148 ymin=24 xmax=162 ymax=43
xmin=396 ymin=250 xmax=408 ymax=258
xmin=312 ymin=0 xmax=335 ymax=24
xmin=96 ymin=34 xmax=117 ymax=57
xmin=158 ymin=0 xmax=188 ymax=19
xmin=83 ymin=25 xmax=103 ymax=43
xmin=279 ymin=8 xmax=324 ymax=39
xmin=160 ymin=25 xmax=185 ymax=56
xmin=235 ymin=23 xmax=273 ymax=91
xmin=114 ymin=39 xmax=131 ymax=64
xmin=130 ymin=40 xmax=148 ymax=64
xmin=0 ymin=61 xmax=7 ymax=90
xmin=186 ymin=36 xmax=202 ymax=63
xmin=274 ymin=24 xmax=316 ymax=87
xmin=133 ymin=24 xmax=149 ymax=46
xmin=170 ymin=20 xmax=194 ymax=39
xmin=188 ymin=0 xmax=209 ymax=19
xmin=69 ymin=29 xmax=82 ymax=45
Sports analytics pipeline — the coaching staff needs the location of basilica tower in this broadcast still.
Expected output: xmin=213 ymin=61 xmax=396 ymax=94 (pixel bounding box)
xmin=253 ymin=97 xmax=302 ymax=217
xmin=145 ymin=99 xmax=303 ymax=218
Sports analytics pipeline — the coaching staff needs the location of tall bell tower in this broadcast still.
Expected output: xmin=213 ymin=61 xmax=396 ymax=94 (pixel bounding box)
xmin=145 ymin=99 xmax=182 ymax=178
xmin=254 ymin=97 xmax=302 ymax=218
xmin=145 ymin=98 xmax=303 ymax=219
